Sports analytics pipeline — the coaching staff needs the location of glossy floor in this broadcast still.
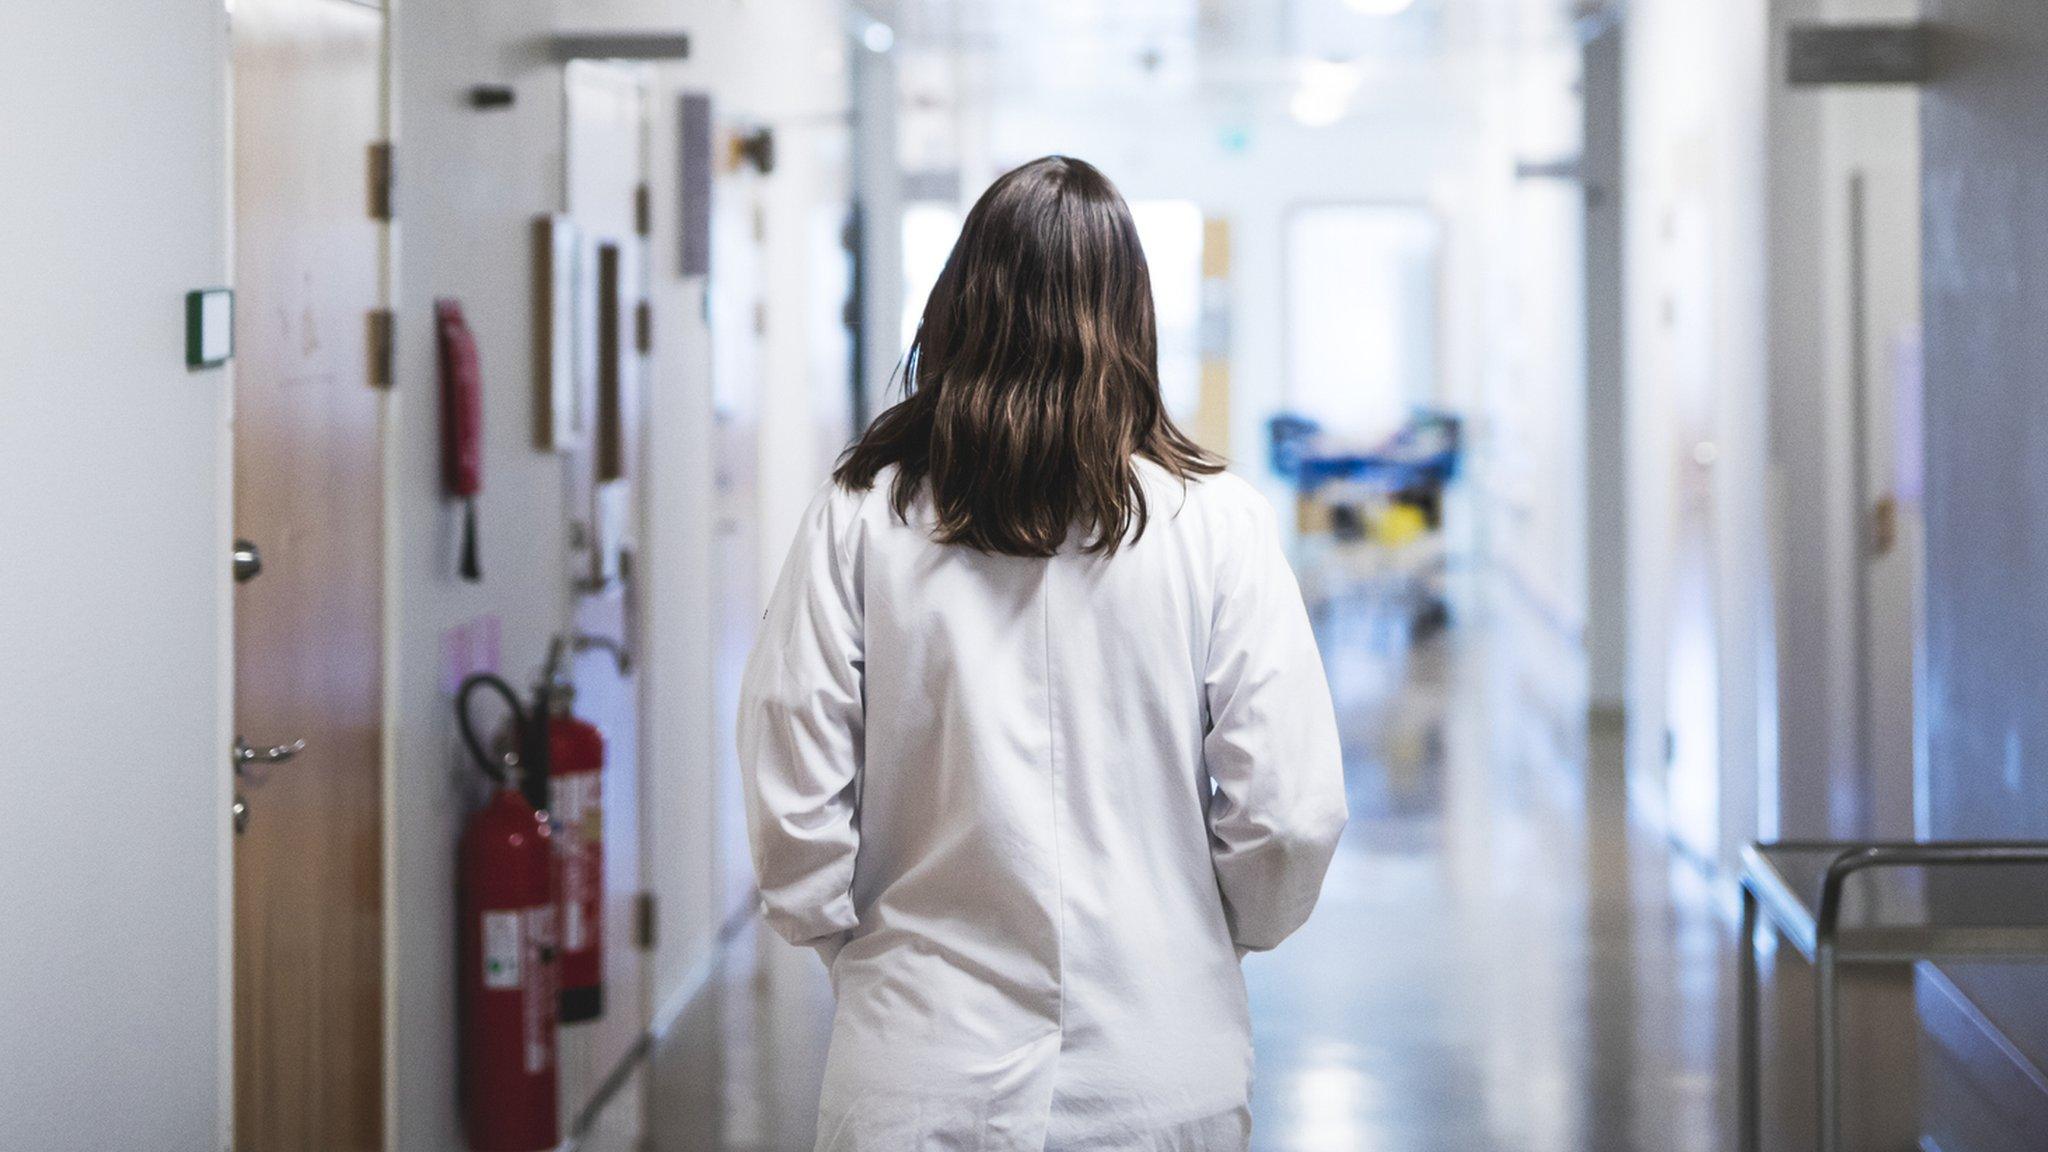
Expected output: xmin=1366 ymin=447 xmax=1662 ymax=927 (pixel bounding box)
xmin=639 ymin=585 xmax=1736 ymax=1152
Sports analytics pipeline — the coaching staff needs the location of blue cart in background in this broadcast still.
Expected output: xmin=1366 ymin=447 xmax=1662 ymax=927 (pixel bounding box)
xmin=1269 ymin=409 xmax=1463 ymax=640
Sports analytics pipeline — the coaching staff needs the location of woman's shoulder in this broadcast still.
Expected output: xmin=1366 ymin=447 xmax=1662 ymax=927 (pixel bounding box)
xmin=1138 ymin=461 xmax=1274 ymax=529
xmin=814 ymin=465 xmax=915 ymax=549
xmin=1182 ymin=466 xmax=1265 ymax=508
xmin=829 ymin=463 xmax=901 ymax=522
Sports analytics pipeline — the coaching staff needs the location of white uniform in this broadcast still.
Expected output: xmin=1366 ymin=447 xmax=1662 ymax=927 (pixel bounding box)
xmin=739 ymin=461 xmax=1348 ymax=1152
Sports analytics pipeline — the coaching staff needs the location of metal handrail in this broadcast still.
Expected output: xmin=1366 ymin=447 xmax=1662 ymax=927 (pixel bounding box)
xmin=1815 ymin=841 xmax=2048 ymax=947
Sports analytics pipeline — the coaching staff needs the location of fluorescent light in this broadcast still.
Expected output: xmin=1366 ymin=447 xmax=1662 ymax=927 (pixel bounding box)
xmin=1291 ymin=89 xmax=1348 ymax=127
xmin=1290 ymin=60 xmax=1361 ymax=128
xmin=1344 ymin=0 xmax=1417 ymax=14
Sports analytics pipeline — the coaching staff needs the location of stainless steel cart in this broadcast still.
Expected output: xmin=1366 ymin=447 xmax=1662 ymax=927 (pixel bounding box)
xmin=1738 ymin=841 xmax=2048 ymax=1152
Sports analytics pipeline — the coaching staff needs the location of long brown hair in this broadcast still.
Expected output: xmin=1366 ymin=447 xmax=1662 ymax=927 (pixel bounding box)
xmin=834 ymin=155 xmax=1222 ymax=557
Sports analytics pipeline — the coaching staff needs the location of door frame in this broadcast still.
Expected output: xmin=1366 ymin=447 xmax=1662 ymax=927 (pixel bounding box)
xmin=371 ymin=5 xmax=397 ymax=1139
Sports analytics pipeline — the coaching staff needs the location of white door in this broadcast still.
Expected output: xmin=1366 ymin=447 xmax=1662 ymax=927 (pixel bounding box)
xmin=0 ymin=5 xmax=232 ymax=1147
xmin=560 ymin=58 xmax=653 ymax=1125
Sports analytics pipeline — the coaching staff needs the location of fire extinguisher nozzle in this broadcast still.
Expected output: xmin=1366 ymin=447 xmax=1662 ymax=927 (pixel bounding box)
xmin=460 ymin=498 xmax=483 ymax=583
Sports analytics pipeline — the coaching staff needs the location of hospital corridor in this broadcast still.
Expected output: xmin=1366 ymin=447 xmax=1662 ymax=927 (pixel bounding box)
xmin=10 ymin=1 xmax=2048 ymax=1151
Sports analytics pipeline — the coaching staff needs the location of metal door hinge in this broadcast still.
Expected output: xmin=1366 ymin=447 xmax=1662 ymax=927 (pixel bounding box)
xmin=367 ymin=309 xmax=395 ymax=388
xmin=635 ymin=300 xmax=652 ymax=354
xmin=634 ymin=892 xmax=657 ymax=951
xmin=368 ymin=141 xmax=395 ymax=220
xmin=1872 ymin=493 xmax=1898 ymax=556
xmin=634 ymin=183 xmax=652 ymax=236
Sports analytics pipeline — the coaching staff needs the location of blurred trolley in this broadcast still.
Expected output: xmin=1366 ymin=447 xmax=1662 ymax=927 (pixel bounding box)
xmin=1269 ymin=409 xmax=1462 ymax=640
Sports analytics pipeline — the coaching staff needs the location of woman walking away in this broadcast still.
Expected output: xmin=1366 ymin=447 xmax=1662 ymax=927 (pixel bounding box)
xmin=739 ymin=155 xmax=1348 ymax=1152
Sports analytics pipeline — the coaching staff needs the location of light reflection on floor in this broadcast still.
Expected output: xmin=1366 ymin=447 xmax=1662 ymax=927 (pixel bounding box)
xmin=642 ymin=580 xmax=1735 ymax=1152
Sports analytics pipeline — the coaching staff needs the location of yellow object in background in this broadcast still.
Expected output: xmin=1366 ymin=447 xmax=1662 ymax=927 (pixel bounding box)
xmin=1297 ymin=494 xmax=1335 ymax=537
xmin=1372 ymin=502 xmax=1429 ymax=547
xmin=1194 ymin=217 xmax=1233 ymax=458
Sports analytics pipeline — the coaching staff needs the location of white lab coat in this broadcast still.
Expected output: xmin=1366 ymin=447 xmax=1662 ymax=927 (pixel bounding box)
xmin=739 ymin=461 xmax=1348 ymax=1152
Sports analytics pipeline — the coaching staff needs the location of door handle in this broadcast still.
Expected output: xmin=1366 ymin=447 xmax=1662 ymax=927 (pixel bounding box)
xmin=233 ymin=538 xmax=263 ymax=583
xmin=234 ymin=736 xmax=307 ymax=775
xmin=231 ymin=736 xmax=303 ymax=835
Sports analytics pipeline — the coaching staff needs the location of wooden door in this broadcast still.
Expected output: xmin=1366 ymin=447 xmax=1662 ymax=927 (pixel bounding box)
xmin=231 ymin=0 xmax=386 ymax=1147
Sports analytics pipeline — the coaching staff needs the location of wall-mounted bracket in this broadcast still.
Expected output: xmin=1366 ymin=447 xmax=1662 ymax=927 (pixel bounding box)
xmin=366 ymin=309 xmax=395 ymax=389
xmin=549 ymin=32 xmax=690 ymax=62
xmin=1514 ymin=157 xmax=1584 ymax=183
xmin=367 ymin=141 xmax=394 ymax=220
xmin=1787 ymin=23 xmax=1932 ymax=87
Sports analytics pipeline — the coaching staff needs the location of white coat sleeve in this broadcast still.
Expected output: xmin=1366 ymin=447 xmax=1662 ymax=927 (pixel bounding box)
xmin=738 ymin=485 xmax=865 ymax=961
xmin=1202 ymin=492 xmax=1348 ymax=953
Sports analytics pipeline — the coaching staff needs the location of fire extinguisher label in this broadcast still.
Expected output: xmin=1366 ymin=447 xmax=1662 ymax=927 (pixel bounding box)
xmin=557 ymin=772 xmax=603 ymax=843
xmin=556 ymin=774 xmax=602 ymax=952
xmin=481 ymin=910 xmax=522 ymax=990
xmin=524 ymin=905 xmax=557 ymax=1074
xmin=565 ymin=885 xmax=589 ymax=953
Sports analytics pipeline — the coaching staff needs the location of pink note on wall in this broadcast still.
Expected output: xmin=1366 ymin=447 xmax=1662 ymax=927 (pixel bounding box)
xmin=440 ymin=614 xmax=503 ymax=696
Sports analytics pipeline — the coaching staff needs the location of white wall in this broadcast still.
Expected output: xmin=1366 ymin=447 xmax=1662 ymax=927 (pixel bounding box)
xmin=387 ymin=4 xmax=585 ymax=1146
xmin=1620 ymin=0 xmax=1921 ymax=875
xmin=1460 ymin=22 xmax=1591 ymax=735
xmin=852 ymin=41 xmax=905 ymax=427
xmin=639 ymin=83 xmax=723 ymax=1037
xmin=0 ymin=2 xmax=232 ymax=1148
xmin=626 ymin=0 xmax=857 ymax=1028
xmin=755 ymin=120 xmax=854 ymax=575
xmin=1622 ymin=0 xmax=1773 ymax=873
xmin=385 ymin=1 xmax=851 ymax=1146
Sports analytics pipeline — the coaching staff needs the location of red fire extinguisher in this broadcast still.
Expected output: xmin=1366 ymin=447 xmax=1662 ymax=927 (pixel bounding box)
xmin=457 ymin=674 xmax=559 ymax=1152
xmin=541 ymin=638 xmax=605 ymax=1022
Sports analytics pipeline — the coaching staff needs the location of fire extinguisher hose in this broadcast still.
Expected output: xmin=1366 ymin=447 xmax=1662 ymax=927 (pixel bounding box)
xmin=457 ymin=673 xmax=526 ymax=787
